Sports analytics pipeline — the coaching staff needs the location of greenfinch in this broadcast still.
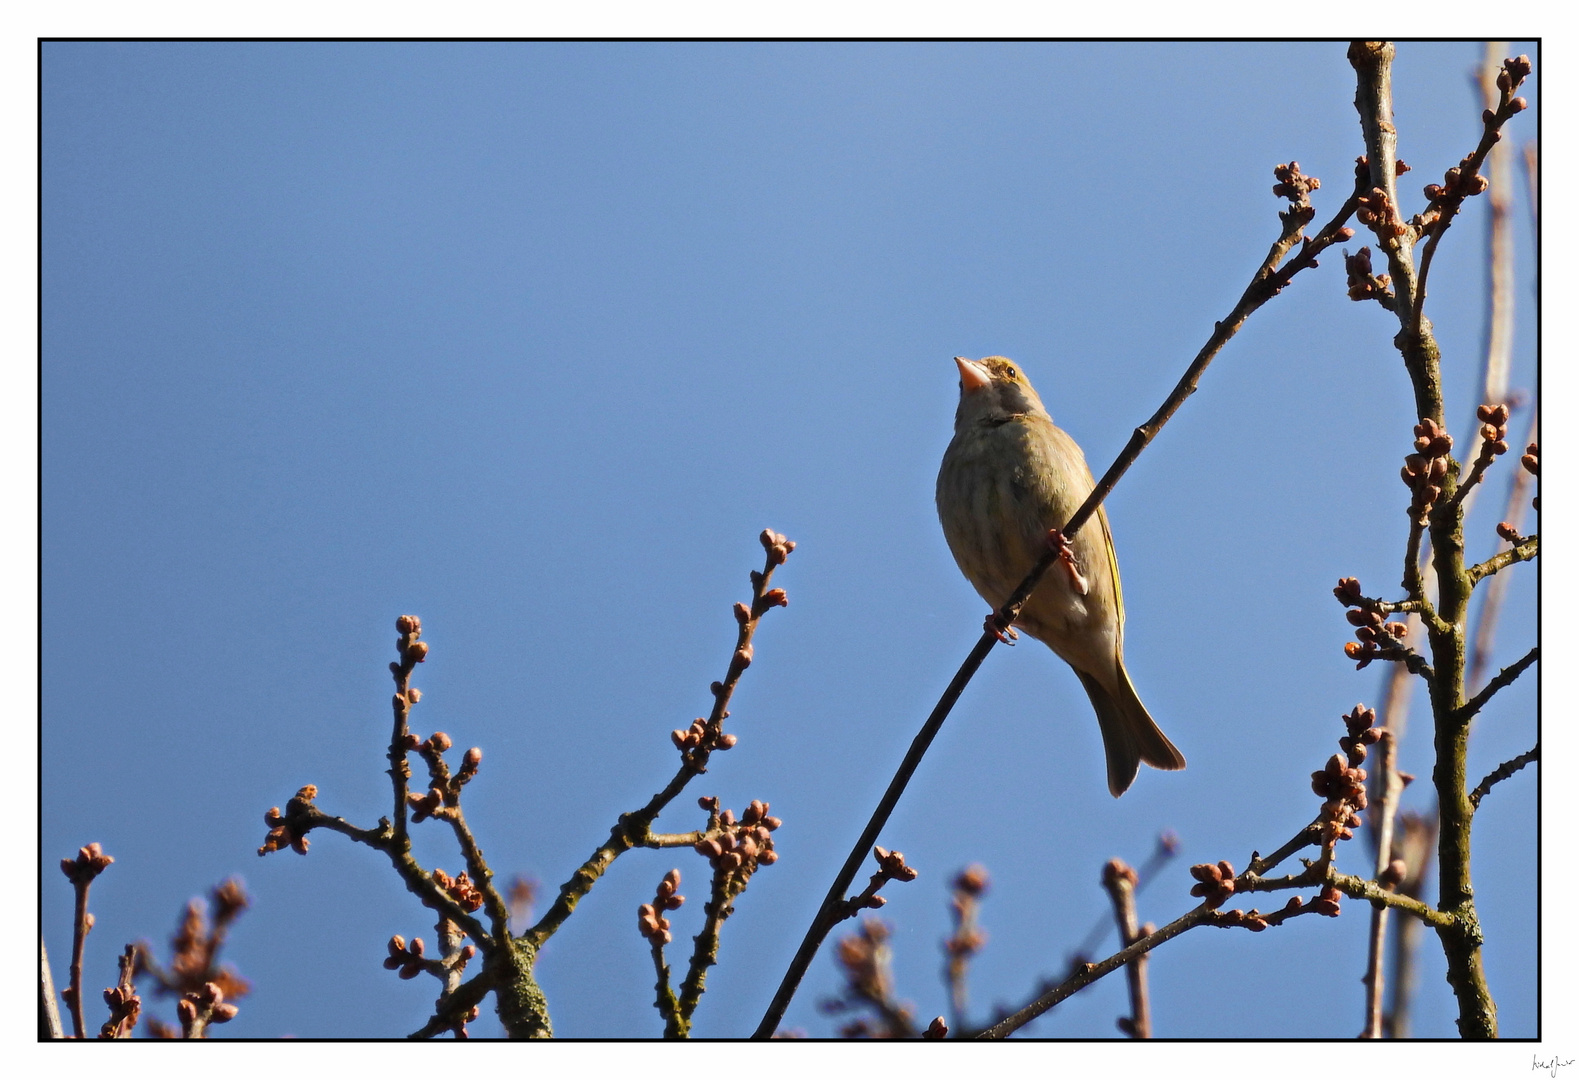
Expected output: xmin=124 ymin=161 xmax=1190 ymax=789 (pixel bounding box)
xmin=936 ymin=356 xmax=1185 ymax=797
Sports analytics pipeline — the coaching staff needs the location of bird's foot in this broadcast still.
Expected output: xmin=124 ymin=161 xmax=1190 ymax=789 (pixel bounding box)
xmin=984 ymin=612 xmax=1019 ymax=645
xmin=1045 ymin=528 xmax=1088 ymax=595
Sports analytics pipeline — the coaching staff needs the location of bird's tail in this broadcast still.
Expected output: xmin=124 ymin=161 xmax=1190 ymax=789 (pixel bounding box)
xmin=1075 ymin=663 xmax=1186 ymax=798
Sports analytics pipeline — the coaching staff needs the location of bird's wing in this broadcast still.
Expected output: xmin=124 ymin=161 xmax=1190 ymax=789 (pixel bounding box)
xmin=1096 ymin=503 xmax=1124 ymax=638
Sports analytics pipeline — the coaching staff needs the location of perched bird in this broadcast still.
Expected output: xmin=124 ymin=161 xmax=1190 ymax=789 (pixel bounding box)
xmin=936 ymin=356 xmax=1185 ymax=797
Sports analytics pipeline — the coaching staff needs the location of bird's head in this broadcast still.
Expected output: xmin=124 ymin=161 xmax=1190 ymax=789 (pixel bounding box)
xmin=952 ymin=356 xmax=1050 ymax=430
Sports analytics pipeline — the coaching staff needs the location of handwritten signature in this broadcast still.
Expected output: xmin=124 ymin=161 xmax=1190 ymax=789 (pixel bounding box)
xmin=1535 ymin=1056 xmax=1575 ymax=1078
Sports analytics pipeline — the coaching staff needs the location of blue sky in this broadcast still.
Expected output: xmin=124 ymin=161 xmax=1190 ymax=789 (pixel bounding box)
xmin=42 ymin=40 xmax=1541 ymax=1041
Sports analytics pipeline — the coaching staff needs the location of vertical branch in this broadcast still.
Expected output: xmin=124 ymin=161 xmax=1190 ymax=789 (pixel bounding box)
xmin=389 ymin=615 xmax=427 ymax=849
xmin=1101 ymin=859 xmax=1151 ymax=1038
xmin=59 ymin=843 xmax=114 ymax=1039
xmin=1348 ymin=41 xmax=1531 ymax=1040
xmin=1349 ymin=42 xmax=1432 ymax=421
xmin=1477 ymin=42 xmax=1515 ymax=408
xmin=1468 ymin=413 xmax=1536 ymax=693
xmin=1361 ymin=732 xmax=1404 ymax=1038
xmin=40 ymin=936 xmax=64 ymax=1039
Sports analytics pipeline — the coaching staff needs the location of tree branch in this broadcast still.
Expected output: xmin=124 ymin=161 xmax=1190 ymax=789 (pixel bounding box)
xmin=1466 ymin=533 xmax=1538 ymax=586
xmin=1468 ymin=744 xmax=1538 ymax=808
xmin=1455 ymin=645 xmax=1537 ymax=722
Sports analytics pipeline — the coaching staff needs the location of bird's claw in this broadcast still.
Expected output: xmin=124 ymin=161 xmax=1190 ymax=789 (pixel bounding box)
xmin=984 ymin=613 xmax=1019 ymax=644
xmin=1046 ymin=528 xmax=1089 ymax=596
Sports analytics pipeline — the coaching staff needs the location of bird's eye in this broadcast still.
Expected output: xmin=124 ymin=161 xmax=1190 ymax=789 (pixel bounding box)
xmin=1005 ymin=366 xmax=1017 ymax=379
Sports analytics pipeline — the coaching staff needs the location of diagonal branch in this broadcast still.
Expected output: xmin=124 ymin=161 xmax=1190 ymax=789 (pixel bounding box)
xmin=1468 ymin=744 xmax=1538 ymax=808
xmin=1466 ymin=534 xmax=1538 ymax=587
xmin=1455 ymin=646 xmax=1537 ymax=723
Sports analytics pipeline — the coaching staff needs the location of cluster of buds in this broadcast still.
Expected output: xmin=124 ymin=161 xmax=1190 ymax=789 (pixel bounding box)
xmin=1188 ymin=860 xmax=1237 ymax=909
xmin=945 ymin=865 xmax=990 ymax=964
xmin=1309 ymin=885 xmax=1343 ymax=918
xmin=1272 ymin=161 xmax=1321 ymax=207
xmin=923 ymin=1016 xmax=949 ymax=1040
xmin=383 ymin=934 xmax=431 ymax=980
xmin=1338 ymin=704 xmax=1382 ymax=768
xmin=672 ymin=716 xmax=735 ymax=754
xmin=693 ymin=797 xmax=781 ymax=879
xmin=1401 ymin=417 xmax=1454 ymax=519
xmin=1312 ymin=754 xmax=1367 ymax=846
xmin=1333 ymin=579 xmax=1408 ymax=670
xmin=383 ymin=931 xmax=475 ymax=982
xmin=760 ymin=528 xmax=797 ymax=567
xmin=849 ymin=846 xmax=920 ymax=916
xmin=1424 ymin=153 xmax=1491 ymax=204
xmin=1212 ymin=907 xmax=1269 ymax=932
xmin=406 ymin=733 xmax=483 ymax=822
xmin=432 ymin=868 xmax=485 ymax=913
xmin=1343 ymin=246 xmax=1392 ymax=302
xmin=827 ymin=918 xmax=913 ymax=1036
xmin=1521 ymin=441 xmax=1538 ymax=477
xmin=162 ymin=889 xmax=251 ymax=994
xmin=740 ymin=590 xmax=790 ymax=625
xmin=61 ymin=842 xmax=114 ymax=887
xmin=1475 ymin=402 xmax=1512 ymax=459
xmin=176 ymin=981 xmax=238 ymax=1035
xmin=1356 ymin=186 xmax=1407 ymax=239
xmin=1101 ymin=858 xmax=1138 ymax=892
xmin=637 ymin=868 xmax=685 ymax=945
xmin=1498 ymin=54 xmax=1533 ymax=96
xmin=259 ymin=785 xmax=318 ymax=856
xmin=101 ymin=979 xmax=141 ymax=1038
xmin=393 ymin=614 xmax=428 ymax=674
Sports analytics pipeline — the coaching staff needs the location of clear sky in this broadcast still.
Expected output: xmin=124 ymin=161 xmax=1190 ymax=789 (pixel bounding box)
xmin=42 ymin=40 xmax=1541 ymax=1041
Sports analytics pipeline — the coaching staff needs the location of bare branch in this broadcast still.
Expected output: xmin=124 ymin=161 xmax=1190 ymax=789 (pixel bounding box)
xmin=1468 ymin=744 xmax=1538 ymax=808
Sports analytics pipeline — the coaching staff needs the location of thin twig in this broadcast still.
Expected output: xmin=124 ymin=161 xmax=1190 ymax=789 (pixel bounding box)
xmin=99 ymin=944 xmax=141 ymax=1039
xmin=752 ymin=175 xmax=1355 ymax=1041
xmin=1410 ymin=50 xmax=1528 ymax=341
xmin=1468 ymin=412 xmax=1536 ymax=693
xmin=1466 ymin=533 xmax=1538 ymax=587
xmin=1455 ymin=644 xmax=1537 ymax=723
xmin=1468 ymin=744 xmax=1538 ymax=808
xmin=1361 ymin=731 xmax=1404 ymax=1038
xmin=59 ymin=844 xmax=113 ymax=1039
xmin=1101 ymin=860 xmax=1151 ymax=1038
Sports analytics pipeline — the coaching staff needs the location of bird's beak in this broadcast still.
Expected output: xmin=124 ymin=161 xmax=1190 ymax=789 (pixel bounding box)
xmin=954 ymin=356 xmax=991 ymax=394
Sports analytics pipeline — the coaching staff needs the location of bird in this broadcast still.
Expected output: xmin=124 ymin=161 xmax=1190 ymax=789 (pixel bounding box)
xmin=936 ymin=355 xmax=1185 ymax=797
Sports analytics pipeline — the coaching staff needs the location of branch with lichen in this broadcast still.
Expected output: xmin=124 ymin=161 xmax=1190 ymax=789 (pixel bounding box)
xmin=1345 ymin=41 xmax=1534 ymax=1040
xmin=256 ymin=617 xmax=546 ymax=1036
xmin=1465 ymin=533 xmax=1538 ymax=587
xmin=255 ymin=531 xmax=792 ymax=1039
